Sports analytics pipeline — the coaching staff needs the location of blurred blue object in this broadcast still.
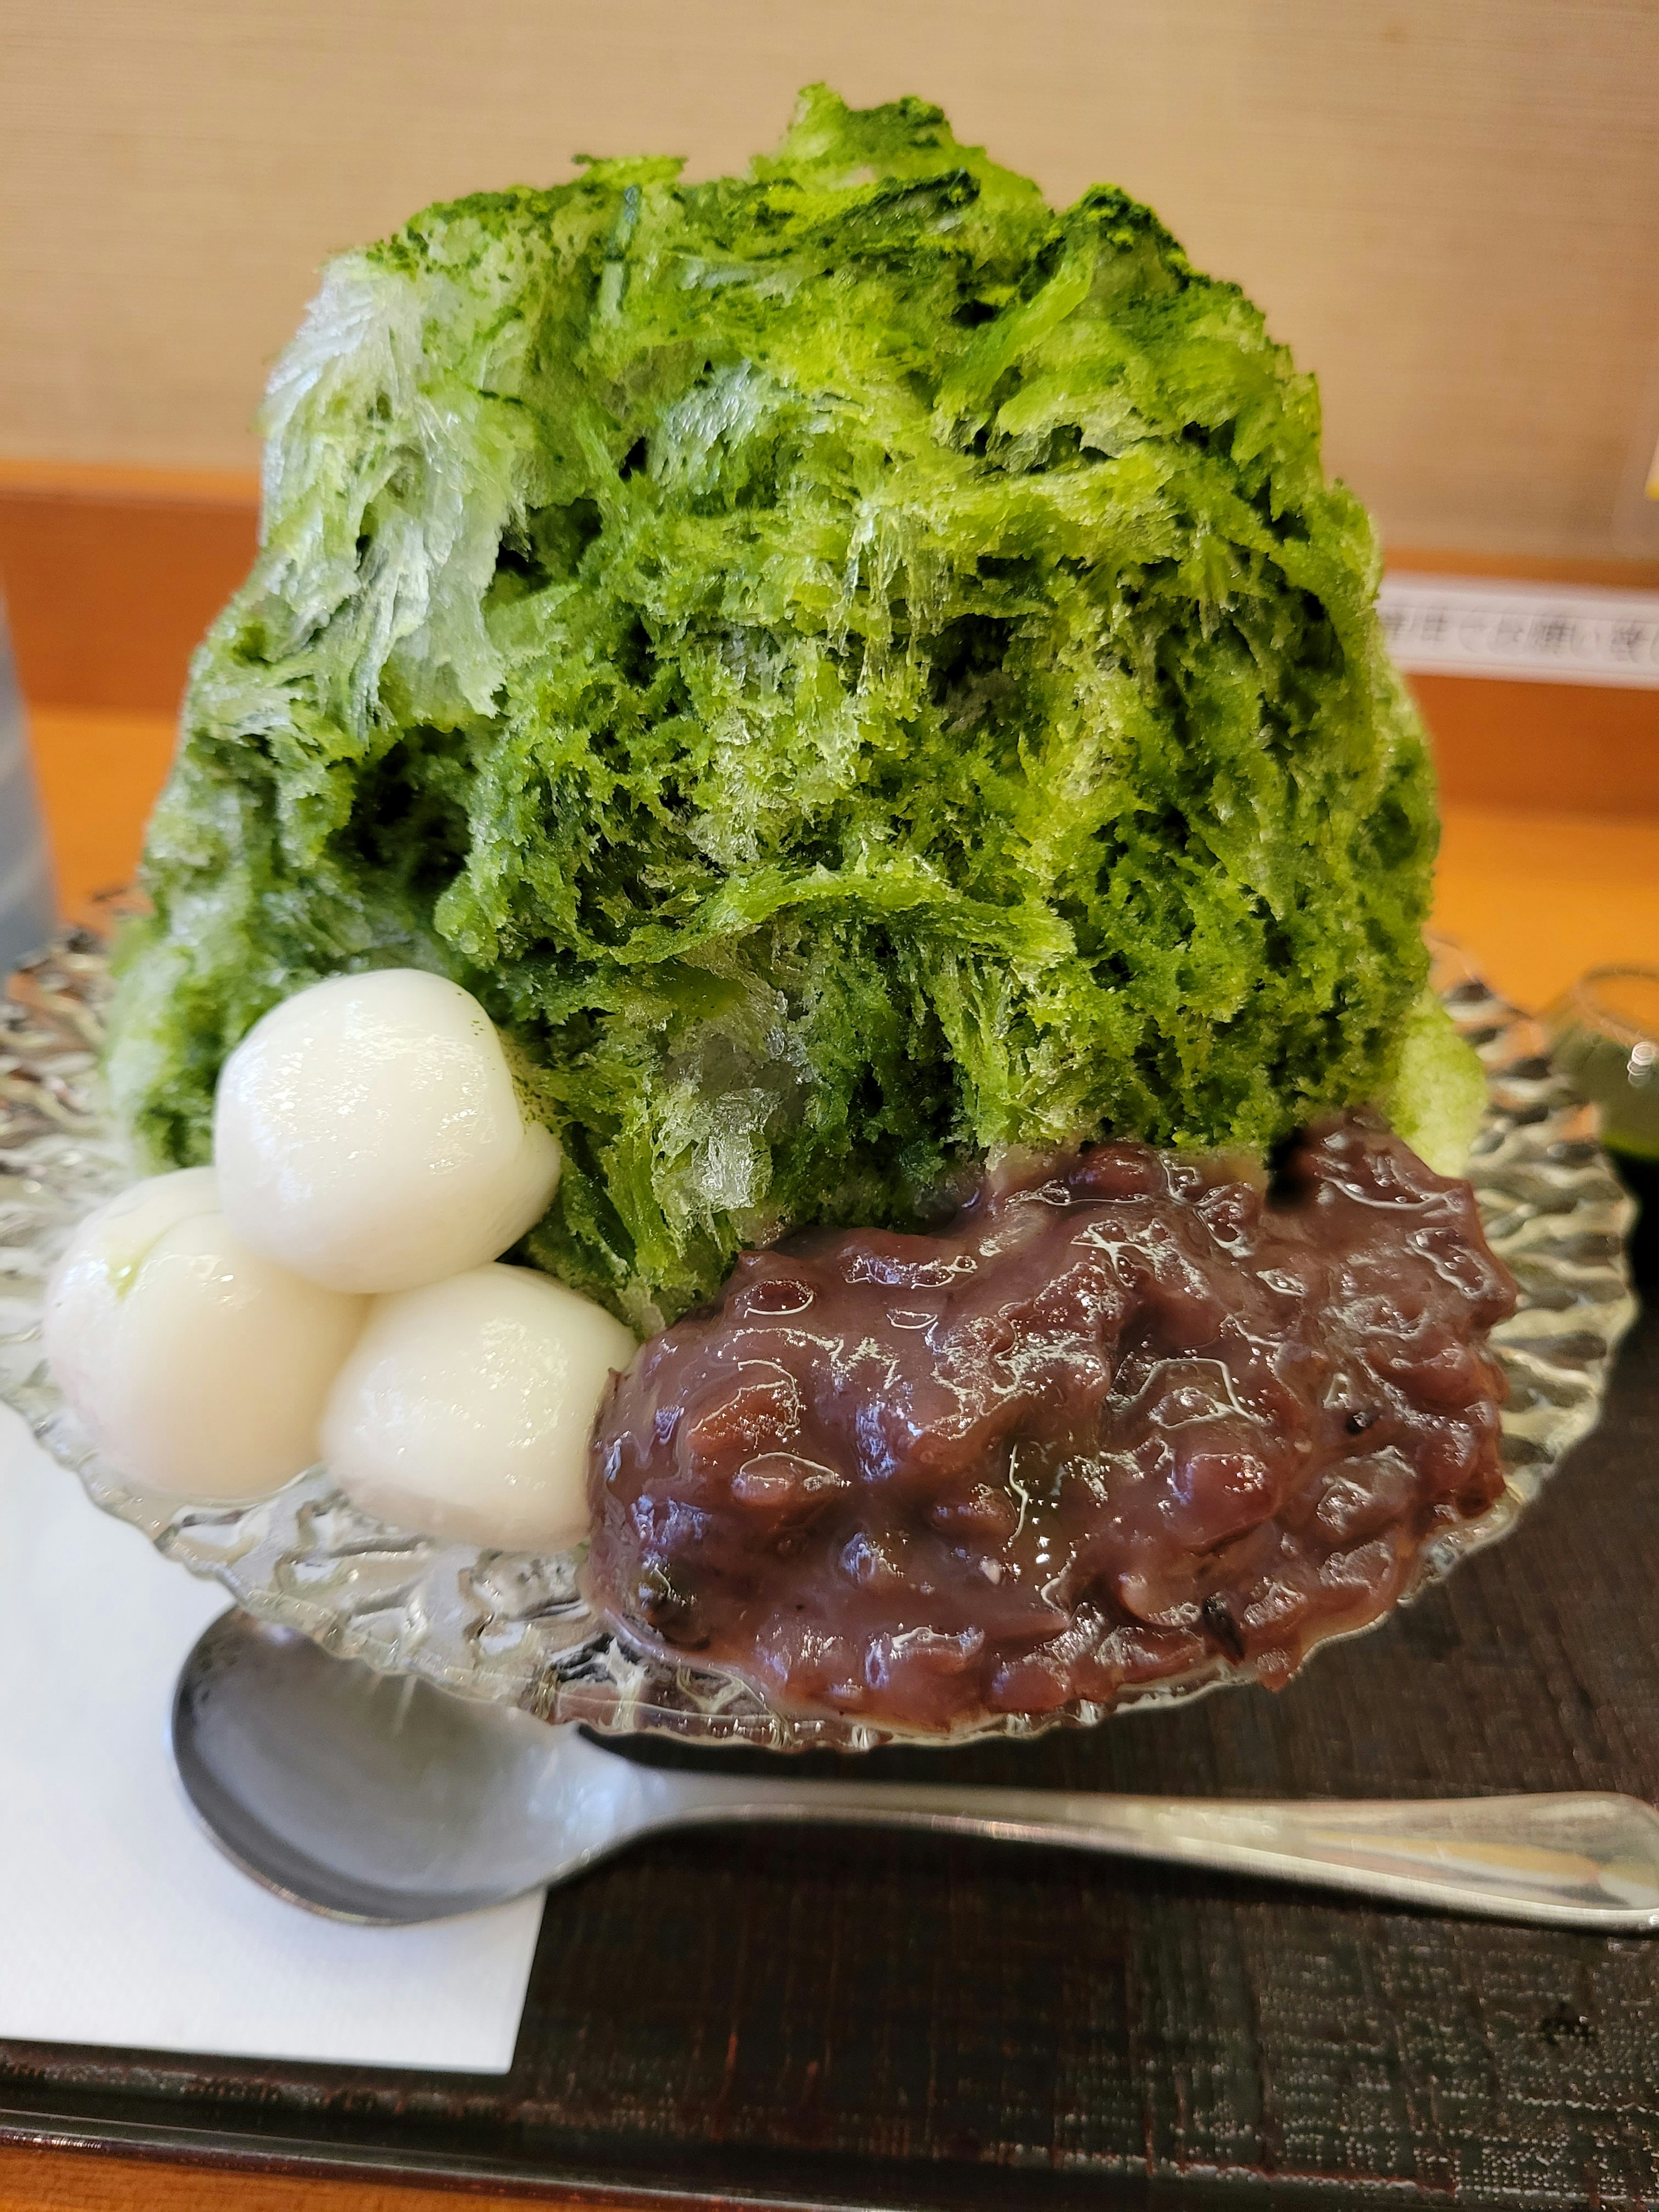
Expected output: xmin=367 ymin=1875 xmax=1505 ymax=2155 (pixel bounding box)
xmin=0 ymin=601 xmax=55 ymax=973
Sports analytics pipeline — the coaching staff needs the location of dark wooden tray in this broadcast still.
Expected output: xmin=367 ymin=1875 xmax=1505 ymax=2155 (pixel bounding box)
xmin=3 ymin=1306 xmax=1656 ymax=2212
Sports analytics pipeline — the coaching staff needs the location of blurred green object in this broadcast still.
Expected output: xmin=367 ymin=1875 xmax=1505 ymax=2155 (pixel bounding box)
xmin=108 ymin=86 xmax=1438 ymax=1329
xmin=1545 ymin=967 xmax=1659 ymax=1290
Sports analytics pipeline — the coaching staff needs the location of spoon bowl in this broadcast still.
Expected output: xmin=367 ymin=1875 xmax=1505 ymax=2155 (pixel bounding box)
xmin=172 ymin=1612 xmax=600 ymax=1920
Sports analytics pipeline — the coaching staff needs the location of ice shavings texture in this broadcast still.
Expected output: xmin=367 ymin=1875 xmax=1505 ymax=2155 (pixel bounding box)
xmin=110 ymin=86 xmax=1437 ymax=1330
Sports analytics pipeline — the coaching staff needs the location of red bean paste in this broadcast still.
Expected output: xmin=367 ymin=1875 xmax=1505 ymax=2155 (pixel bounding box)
xmin=585 ymin=1113 xmax=1518 ymax=1733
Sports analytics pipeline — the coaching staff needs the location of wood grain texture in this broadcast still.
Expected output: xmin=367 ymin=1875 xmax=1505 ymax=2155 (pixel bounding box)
xmin=0 ymin=483 xmax=257 ymax=715
xmin=3 ymin=1 xmax=1659 ymax=560
xmin=0 ymin=2144 xmax=652 ymax=2212
xmin=1413 ymin=674 xmax=1659 ymax=819
xmin=3 ymin=1312 xmax=1656 ymax=2210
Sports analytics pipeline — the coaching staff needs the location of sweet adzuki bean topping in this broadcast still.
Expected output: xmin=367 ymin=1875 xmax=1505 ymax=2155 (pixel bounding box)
xmin=586 ymin=1113 xmax=1517 ymax=1734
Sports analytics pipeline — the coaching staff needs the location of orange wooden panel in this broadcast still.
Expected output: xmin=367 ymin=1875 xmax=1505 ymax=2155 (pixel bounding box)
xmin=1411 ymin=673 xmax=1659 ymax=818
xmin=26 ymin=709 xmax=177 ymax=921
xmin=0 ymin=2143 xmax=651 ymax=2212
xmin=0 ymin=481 xmax=256 ymax=715
xmin=1433 ymin=802 xmax=1659 ymax=1012
xmin=1387 ymin=547 xmax=1659 ymax=591
xmin=0 ymin=460 xmax=261 ymax=504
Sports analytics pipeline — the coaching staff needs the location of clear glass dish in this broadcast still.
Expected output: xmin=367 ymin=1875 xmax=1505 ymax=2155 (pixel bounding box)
xmin=0 ymin=928 xmax=1637 ymax=1751
xmin=1544 ymin=965 xmax=1659 ymax=1290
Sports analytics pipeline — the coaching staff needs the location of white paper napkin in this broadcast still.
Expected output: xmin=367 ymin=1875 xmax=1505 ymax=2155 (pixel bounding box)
xmin=0 ymin=1406 xmax=545 ymax=2071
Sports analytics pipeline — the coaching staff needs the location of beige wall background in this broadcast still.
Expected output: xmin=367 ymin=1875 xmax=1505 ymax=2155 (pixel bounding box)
xmin=4 ymin=0 xmax=1658 ymax=559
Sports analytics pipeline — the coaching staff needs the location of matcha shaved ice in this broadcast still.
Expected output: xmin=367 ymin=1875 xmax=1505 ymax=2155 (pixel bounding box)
xmin=111 ymin=86 xmax=1454 ymax=1329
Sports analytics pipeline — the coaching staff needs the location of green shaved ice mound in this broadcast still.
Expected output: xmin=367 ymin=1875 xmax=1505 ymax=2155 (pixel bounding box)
xmin=110 ymin=85 xmax=1440 ymax=1330
xmin=1385 ymin=991 xmax=1487 ymax=1179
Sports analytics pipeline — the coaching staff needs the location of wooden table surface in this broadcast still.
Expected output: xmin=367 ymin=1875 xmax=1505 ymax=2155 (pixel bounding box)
xmin=6 ymin=703 xmax=1657 ymax=2212
xmin=0 ymin=2147 xmax=642 ymax=2212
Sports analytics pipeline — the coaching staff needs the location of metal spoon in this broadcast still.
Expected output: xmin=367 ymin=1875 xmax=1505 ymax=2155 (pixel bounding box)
xmin=172 ymin=1609 xmax=1659 ymax=1931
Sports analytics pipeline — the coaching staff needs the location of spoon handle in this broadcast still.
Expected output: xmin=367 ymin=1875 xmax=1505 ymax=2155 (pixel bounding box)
xmin=653 ymin=1776 xmax=1659 ymax=1930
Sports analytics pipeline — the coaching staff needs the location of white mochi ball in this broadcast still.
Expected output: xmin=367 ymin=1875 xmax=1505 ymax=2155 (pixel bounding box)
xmin=213 ymin=969 xmax=562 ymax=1294
xmin=320 ymin=1264 xmax=637 ymax=1552
xmin=42 ymin=1169 xmax=368 ymax=1501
